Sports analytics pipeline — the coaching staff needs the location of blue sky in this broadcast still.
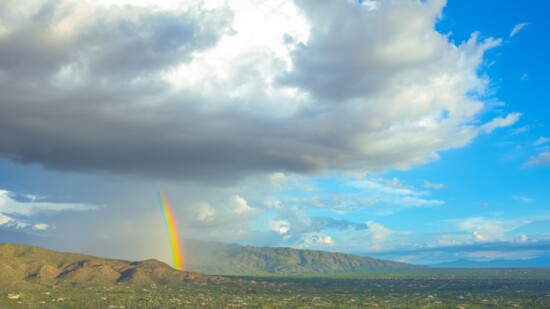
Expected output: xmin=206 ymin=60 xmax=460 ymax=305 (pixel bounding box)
xmin=0 ymin=0 xmax=549 ymax=266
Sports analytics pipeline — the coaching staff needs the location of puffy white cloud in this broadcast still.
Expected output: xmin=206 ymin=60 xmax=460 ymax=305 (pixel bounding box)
xmin=195 ymin=202 xmax=216 ymax=221
xmin=317 ymin=235 xmax=334 ymax=246
xmin=269 ymin=219 xmax=290 ymax=234
xmin=526 ymin=152 xmax=550 ymax=167
xmin=268 ymin=172 xmax=288 ymax=186
xmin=231 ymin=195 xmax=254 ymax=215
xmin=299 ymin=233 xmax=334 ymax=247
xmin=479 ymin=113 xmax=522 ymax=134
xmin=510 ymin=22 xmax=529 ymax=37
xmin=366 ymin=221 xmax=394 ymax=241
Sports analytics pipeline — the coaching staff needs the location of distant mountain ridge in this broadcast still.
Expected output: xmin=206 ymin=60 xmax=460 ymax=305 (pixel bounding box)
xmin=431 ymin=256 xmax=550 ymax=268
xmin=183 ymin=240 xmax=421 ymax=275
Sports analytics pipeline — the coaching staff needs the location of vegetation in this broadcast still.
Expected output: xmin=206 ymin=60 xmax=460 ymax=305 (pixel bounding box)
xmin=1 ymin=243 xmax=549 ymax=308
xmin=183 ymin=239 xmax=419 ymax=275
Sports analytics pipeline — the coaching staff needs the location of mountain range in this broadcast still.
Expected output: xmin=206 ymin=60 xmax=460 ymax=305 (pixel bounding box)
xmin=183 ymin=240 xmax=419 ymax=275
xmin=431 ymin=256 xmax=550 ymax=268
xmin=0 ymin=241 xmax=419 ymax=289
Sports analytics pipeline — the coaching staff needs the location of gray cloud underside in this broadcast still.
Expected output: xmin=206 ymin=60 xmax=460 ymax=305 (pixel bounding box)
xmin=0 ymin=0 xmax=507 ymax=182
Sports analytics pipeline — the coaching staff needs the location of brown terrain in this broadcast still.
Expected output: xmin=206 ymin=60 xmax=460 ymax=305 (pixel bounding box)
xmin=0 ymin=243 xmax=230 ymax=290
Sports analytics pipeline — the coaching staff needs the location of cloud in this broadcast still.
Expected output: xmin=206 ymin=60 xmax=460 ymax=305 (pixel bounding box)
xmin=269 ymin=219 xmax=290 ymax=234
xmin=32 ymin=223 xmax=49 ymax=230
xmin=268 ymin=172 xmax=288 ymax=186
xmin=231 ymin=195 xmax=255 ymax=215
xmin=370 ymin=239 xmax=550 ymax=265
xmin=348 ymin=178 xmax=445 ymax=208
xmin=0 ymin=213 xmax=13 ymax=225
xmin=510 ymin=22 xmax=529 ymax=37
xmin=186 ymin=192 xmax=263 ymax=231
xmin=520 ymin=73 xmax=529 ymax=81
xmin=0 ymin=189 xmax=96 ymax=216
xmin=317 ymin=235 xmax=334 ymax=245
xmin=513 ymin=195 xmax=533 ymax=203
xmin=535 ymin=136 xmax=550 ymax=146
xmin=299 ymin=232 xmax=334 ymax=247
xmin=366 ymin=221 xmax=394 ymax=241
xmin=195 ymin=202 xmax=216 ymax=221
xmin=465 ymin=250 xmax=540 ymax=261
xmin=0 ymin=0 xmax=514 ymax=182
xmin=526 ymin=152 xmax=550 ymax=167
xmin=0 ymin=189 xmax=96 ymax=230
xmin=422 ymin=181 xmax=445 ymax=190
xmin=472 ymin=231 xmax=488 ymax=242
xmin=479 ymin=113 xmax=522 ymax=134
xmin=276 ymin=175 xmax=444 ymax=214
xmin=453 ymin=216 xmax=528 ymax=242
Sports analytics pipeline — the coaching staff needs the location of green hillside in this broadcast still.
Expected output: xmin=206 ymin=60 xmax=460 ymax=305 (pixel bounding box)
xmin=183 ymin=240 xmax=420 ymax=275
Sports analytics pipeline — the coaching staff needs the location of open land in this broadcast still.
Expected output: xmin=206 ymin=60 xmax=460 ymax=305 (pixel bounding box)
xmin=1 ymin=268 xmax=549 ymax=308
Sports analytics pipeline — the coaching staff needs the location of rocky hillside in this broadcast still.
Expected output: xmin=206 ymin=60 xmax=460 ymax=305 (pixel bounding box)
xmin=0 ymin=243 xmax=228 ymax=289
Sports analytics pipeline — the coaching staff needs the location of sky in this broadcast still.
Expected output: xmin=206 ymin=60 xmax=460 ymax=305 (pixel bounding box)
xmin=0 ymin=0 xmax=549 ymax=266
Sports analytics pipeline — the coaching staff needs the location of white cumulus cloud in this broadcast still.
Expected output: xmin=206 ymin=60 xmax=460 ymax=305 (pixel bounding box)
xmin=366 ymin=221 xmax=394 ymax=241
xmin=231 ymin=195 xmax=254 ymax=215
xmin=317 ymin=235 xmax=334 ymax=246
xmin=269 ymin=219 xmax=290 ymax=234
xmin=196 ymin=202 xmax=216 ymax=221
xmin=268 ymin=172 xmax=288 ymax=186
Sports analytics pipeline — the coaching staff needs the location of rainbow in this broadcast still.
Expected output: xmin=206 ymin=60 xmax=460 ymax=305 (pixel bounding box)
xmin=157 ymin=191 xmax=184 ymax=270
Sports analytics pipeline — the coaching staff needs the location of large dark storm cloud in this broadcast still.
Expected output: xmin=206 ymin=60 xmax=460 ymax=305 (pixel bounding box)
xmin=0 ymin=0 xmax=514 ymax=182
